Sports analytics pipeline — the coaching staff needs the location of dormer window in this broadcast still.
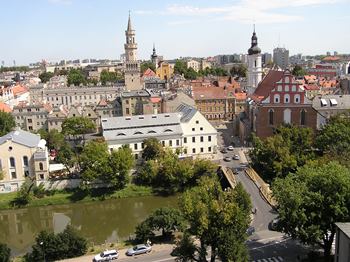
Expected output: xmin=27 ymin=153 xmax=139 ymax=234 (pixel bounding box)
xmin=285 ymin=77 xmax=289 ymax=83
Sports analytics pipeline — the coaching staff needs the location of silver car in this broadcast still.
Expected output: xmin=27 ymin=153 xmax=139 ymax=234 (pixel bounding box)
xmin=126 ymin=244 xmax=152 ymax=256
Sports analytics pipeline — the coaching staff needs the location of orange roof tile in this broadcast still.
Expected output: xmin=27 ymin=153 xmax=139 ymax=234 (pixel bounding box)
xmin=0 ymin=102 xmax=11 ymax=113
xmin=192 ymin=85 xmax=236 ymax=100
xmin=12 ymin=85 xmax=29 ymax=96
xmin=150 ymin=97 xmax=161 ymax=103
xmin=143 ymin=68 xmax=157 ymax=77
xmin=234 ymin=92 xmax=247 ymax=100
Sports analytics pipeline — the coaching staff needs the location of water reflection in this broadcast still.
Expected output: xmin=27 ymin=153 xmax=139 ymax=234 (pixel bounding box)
xmin=0 ymin=195 xmax=178 ymax=256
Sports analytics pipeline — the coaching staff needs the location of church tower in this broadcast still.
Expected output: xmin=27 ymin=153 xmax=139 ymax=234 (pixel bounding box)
xmin=124 ymin=13 xmax=141 ymax=90
xmin=247 ymin=26 xmax=262 ymax=94
xmin=151 ymin=43 xmax=159 ymax=69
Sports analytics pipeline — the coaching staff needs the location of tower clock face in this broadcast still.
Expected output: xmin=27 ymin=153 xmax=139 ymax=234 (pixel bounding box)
xmin=129 ymin=52 xmax=133 ymax=56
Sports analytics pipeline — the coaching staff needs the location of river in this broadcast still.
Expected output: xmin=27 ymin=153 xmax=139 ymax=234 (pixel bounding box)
xmin=0 ymin=195 xmax=179 ymax=256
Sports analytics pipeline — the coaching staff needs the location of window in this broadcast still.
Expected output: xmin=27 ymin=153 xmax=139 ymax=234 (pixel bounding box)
xmin=208 ymin=136 xmax=212 ymax=142
xmin=28 ymin=119 xmax=32 ymax=123
xmin=192 ymin=148 xmax=196 ymax=154
xmin=200 ymin=148 xmax=204 ymax=153
xmin=294 ymin=94 xmax=300 ymax=103
xmin=134 ymin=144 xmax=138 ymax=150
xmin=184 ymin=148 xmax=187 ymax=154
xmin=141 ymin=143 xmax=145 ymax=149
xmin=300 ymin=109 xmax=306 ymax=125
xmin=277 ymin=85 xmax=282 ymax=91
xmin=268 ymin=109 xmax=274 ymax=125
xmin=126 ymin=108 xmax=130 ymax=115
xmin=135 ymin=154 xmax=138 ymax=160
xmin=192 ymin=128 xmax=195 ymax=131
xmin=192 ymin=137 xmax=195 ymax=143
xmin=23 ymin=156 xmax=28 ymax=167
xmin=9 ymin=157 xmax=15 ymax=168
xmin=169 ymin=140 xmax=172 ymax=146
xmin=196 ymin=120 xmax=199 ymax=124
xmin=184 ymin=137 xmax=187 ymax=143
xmin=11 ymin=171 xmax=16 ymax=179
xmin=200 ymin=127 xmax=203 ymax=131
xmin=39 ymin=162 xmax=44 ymax=171
xmin=162 ymin=141 xmax=165 ymax=146
xmin=208 ymin=147 xmax=212 ymax=152
xmin=200 ymin=136 xmax=204 ymax=142
xmin=274 ymin=94 xmax=280 ymax=103
xmin=285 ymin=77 xmax=289 ymax=83
xmin=39 ymin=174 xmax=44 ymax=180
xmin=284 ymin=94 xmax=290 ymax=103
xmin=24 ymin=170 xmax=29 ymax=177
xmin=285 ymin=85 xmax=289 ymax=92
xmin=176 ymin=140 xmax=179 ymax=146
xmin=283 ymin=109 xmax=291 ymax=124
xmin=292 ymin=85 xmax=296 ymax=92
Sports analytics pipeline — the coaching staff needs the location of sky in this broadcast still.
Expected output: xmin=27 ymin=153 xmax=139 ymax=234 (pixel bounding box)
xmin=1 ymin=0 xmax=350 ymax=65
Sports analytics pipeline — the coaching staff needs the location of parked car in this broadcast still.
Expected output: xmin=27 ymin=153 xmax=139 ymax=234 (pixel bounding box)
xmin=269 ymin=218 xmax=280 ymax=231
xmin=227 ymin=146 xmax=234 ymax=151
xmin=232 ymin=168 xmax=239 ymax=174
xmin=93 ymin=249 xmax=119 ymax=261
xmin=233 ymin=154 xmax=240 ymax=160
xmin=224 ymin=156 xmax=232 ymax=162
xmin=221 ymin=148 xmax=228 ymax=154
xmin=246 ymin=226 xmax=255 ymax=236
xmin=126 ymin=244 xmax=152 ymax=256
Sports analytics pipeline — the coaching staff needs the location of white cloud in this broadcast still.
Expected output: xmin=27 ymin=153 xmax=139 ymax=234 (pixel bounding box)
xmin=136 ymin=0 xmax=340 ymax=24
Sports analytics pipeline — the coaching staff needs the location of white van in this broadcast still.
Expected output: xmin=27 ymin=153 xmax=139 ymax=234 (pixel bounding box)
xmin=93 ymin=249 xmax=119 ymax=261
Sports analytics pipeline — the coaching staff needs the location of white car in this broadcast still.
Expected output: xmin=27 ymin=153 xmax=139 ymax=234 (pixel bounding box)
xmin=227 ymin=146 xmax=234 ymax=151
xmin=93 ymin=249 xmax=119 ymax=261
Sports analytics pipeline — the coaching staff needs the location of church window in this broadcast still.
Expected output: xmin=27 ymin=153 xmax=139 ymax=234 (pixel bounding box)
xmin=285 ymin=85 xmax=289 ymax=92
xmin=292 ymin=85 xmax=296 ymax=92
xmin=283 ymin=109 xmax=291 ymax=124
xmin=300 ymin=109 xmax=306 ymax=125
xmin=255 ymin=60 xmax=257 ymax=67
xmin=277 ymin=85 xmax=282 ymax=91
xmin=294 ymin=94 xmax=300 ymax=103
xmin=284 ymin=94 xmax=290 ymax=103
xmin=268 ymin=109 xmax=274 ymax=125
xmin=285 ymin=77 xmax=290 ymax=83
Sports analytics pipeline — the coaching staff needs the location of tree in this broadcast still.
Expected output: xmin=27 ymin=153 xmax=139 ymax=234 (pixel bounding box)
xmin=184 ymin=67 xmax=198 ymax=80
xmin=25 ymin=226 xmax=87 ymax=261
xmin=0 ymin=111 xmax=16 ymax=136
xmin=67 ymin=69 xmax=86 ymax=86
xmin=135 ymin=207 xmax=185 ymax=241
xmin=39 ymin=71 xmax=54 ymax=83
xmin=272 ymin=161 xmax=350 ymax=261
xmin=80 ymin=140 xmax=109 ymax=184
xmin=99 ymin=70 xmax=123 ymax=85
xmin=56 ymin=142 xmax=77 ymax=172
xmin=104 ymin=145 xmax=134 ymax=189
xmin=176 ymin=177 xmax=251 ymax=262
xmin=141 ymin=61 xmax=156 ymax=74
xmin=249 ymin=125 xmax=315 ymax=182
xmin=0 ymin=243 xmax=11 ymax=262
xmin=37 ymin=129 xmax=65 ymax=150
xmin=315 ymin=115 xmax=350 ymax=166
xmin=230 ymin=64 xmax=247 ymax=77
xmin=61 ymin=116 xmax=96 ymax=144
xmin=292 ymin=65 xmax=307 ymax=77
xmin=174 ymin=60 xmax=187 ymax=75
xmin=142 ymin=138 xmax=164 ymax=161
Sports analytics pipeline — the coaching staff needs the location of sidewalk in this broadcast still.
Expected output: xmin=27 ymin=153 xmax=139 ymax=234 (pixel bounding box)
xmin=59 ymin=243 xmax=174 ymax=262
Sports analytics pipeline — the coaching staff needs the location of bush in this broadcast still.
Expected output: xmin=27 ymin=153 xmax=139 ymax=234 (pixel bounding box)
xmin=25 ymin=226 xmax=87 ymax=261
xmin=0 ymin=243 xmax=11 ymax=262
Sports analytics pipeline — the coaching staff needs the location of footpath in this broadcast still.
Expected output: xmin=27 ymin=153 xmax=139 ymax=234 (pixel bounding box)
xmin=59 ymin=244 xmax=174 ymax=262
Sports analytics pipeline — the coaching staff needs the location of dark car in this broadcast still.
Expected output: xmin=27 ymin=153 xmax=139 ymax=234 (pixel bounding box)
xmin=269 ymin=218 xmax=280 ymax=231
xmin=221 ymin=148 xmax=228 ymax=154
xmin=246 ymin=226 xmax=255 ymax=236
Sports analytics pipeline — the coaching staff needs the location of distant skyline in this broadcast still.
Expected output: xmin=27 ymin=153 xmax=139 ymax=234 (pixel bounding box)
xmin=1 ymin=0 xmax=350 ymax=65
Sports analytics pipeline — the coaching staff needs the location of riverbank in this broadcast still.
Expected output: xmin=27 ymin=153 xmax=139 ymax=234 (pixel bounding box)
xmin=0 ymin=184 xmax=153 ymax=210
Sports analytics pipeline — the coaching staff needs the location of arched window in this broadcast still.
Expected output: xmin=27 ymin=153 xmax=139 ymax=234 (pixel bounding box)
xmin=164 ymin=129 xmax=173 ymax=133
xmin=274 ymin=94 xmax=280 ymax=103
xmin=39 ymin=162 xmax=44 ymax=171
xmin=300 ymin=109 xmax=306 ymax=125
xmin=283 ymin=109 xmax=291 ymax=124
xmin=285 ymin=77 xmax=289 ymax=83
xmin=294 ymin=94 xmax=300 ymax=104
xmin=134 ymin=131 xmax=143 ymax=135
xmin=268 ymin=109 xmax=274 ymax=125
xmin=9 ymin=157 xmax=15 ymax=168
xmin=284 ymin=94 xmax=290 ymax=103
xmin=148 ymin=130 xmax=156 ymax=134
xmin=23 ymin=156 xmax=28 ymax=167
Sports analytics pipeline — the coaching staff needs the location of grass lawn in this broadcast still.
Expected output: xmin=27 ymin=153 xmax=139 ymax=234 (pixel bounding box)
xmin=0 ymin=184 xmax=153 ymax=210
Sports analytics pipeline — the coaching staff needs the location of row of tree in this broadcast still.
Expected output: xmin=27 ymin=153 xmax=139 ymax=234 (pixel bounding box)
xmin=174 ymin=60 xmax=229 ymax=80
xmin=135 ymin=176 xmax=252 ymax=262
xmin=135 ymin=138 xmax=218 ymax=193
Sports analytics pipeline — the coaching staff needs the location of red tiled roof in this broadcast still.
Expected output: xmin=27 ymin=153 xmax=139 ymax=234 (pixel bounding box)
xmin=304 ymin=84 xmax=320 ymax=91
xmin=0 ymin=102 xmax=11 ymax=113
xmin=150 ymin=97 xmax=161 ymax=103
xmin=12 ymin=85 xmax=29 ymax=96
xmin=253 ymin=70 xmax=284 ymax=100
xmin=234 ymin=92 xmax=247 ymax=100
xmin=192 ymin=85 xmax=235 ymax=100
xmin=143 ymin=68 xmax=156 ymax=77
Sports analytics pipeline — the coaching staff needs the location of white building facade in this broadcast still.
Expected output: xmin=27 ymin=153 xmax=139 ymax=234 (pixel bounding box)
xmin=101 ymin=104 xmax=218 ymax=160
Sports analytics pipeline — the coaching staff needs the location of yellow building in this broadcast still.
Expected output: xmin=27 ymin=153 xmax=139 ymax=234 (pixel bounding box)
xmin=156 ymin=61 xmax=174 ymax=80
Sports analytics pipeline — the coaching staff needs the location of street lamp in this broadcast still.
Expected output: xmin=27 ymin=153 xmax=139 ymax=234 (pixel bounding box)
xmin=40 ymin=241 xmax=46 ymax=262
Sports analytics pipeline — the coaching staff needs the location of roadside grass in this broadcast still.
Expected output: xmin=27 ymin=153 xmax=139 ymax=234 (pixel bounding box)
xmin=0 ymin=184 xmax=153 ymax=210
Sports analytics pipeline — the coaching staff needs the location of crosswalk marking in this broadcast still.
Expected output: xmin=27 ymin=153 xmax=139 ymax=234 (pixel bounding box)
xmin=252 ymin=256 xmax=283 ymax=262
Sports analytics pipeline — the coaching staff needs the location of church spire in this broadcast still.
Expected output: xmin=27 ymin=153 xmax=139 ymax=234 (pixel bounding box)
xmin=127 ymin=11 xmax=133 ymax=31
